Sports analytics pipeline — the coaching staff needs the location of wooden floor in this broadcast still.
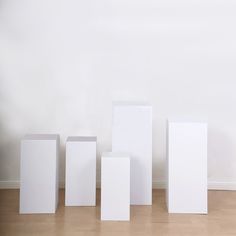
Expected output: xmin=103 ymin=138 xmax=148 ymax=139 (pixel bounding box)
xmin=0 ymin=190 xmax=236 ymax=236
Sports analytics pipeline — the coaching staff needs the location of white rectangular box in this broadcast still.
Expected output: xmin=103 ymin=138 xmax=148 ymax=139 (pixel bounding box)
xmin=20 ymin=134 xmax=60 ymax=214
xmin=167 ymin=120 xmax=208 ymax=214
xmin=65 ymin=136 xmax=96 ymax=206
xmin=112 ymin=102 xmax=152 ymax=205
xmin=101 ymin=152 xmax=130 ymax=221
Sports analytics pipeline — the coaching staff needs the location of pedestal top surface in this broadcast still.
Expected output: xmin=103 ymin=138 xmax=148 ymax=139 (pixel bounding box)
xmin=67 ymin=136 xmax=97 ymax=142
xmin=168 ymin=117 xmax=208 ymax=124
xmin=23 ymin=134 xmax=59 ymax=140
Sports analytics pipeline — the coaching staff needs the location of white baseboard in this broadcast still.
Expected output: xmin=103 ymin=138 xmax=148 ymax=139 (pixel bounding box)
xmin=153 ymin=181 xmax=236 ymax=190
xmin=0 ymin=181 xmax=20 ymax=189
xmin=153 ymin=181 xmax=166 ymax=189
xmin=1 ymin=180 xmax=236 ymax=190
xmin=207 ymin=181 xmax=236 ymax=190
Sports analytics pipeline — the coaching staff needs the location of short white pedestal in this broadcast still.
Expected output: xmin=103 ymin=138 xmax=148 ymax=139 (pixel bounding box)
xmin=20 ymin=134 xmax=60 ymax=214
xmin=101 ymin=152 xmax=130 ymax=221
xmin=167 ymin=120 xmax=208 ymax=214
xmin=65 ymin=136 xmax=97 ymax=206
xmin=112 ymin=102 xmax=152 ymax=205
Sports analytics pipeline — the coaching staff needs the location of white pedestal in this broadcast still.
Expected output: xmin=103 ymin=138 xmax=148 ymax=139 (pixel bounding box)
xmin=112 ymin=102 xmax=152 ymax=205
xmin=65 ymin=136 xmax=96 ymax=206
xmin=167 ymin=120 xmax=208 ymax=214
xmin=101 ymin=152 xmax=130 ymax=221
xmin=20 ymin=134 xmax=60 ymax=214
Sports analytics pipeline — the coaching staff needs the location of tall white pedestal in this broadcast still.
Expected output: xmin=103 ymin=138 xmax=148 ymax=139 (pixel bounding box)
xmin=167 ymin=120 xmax=208 ymax=214
xmin=20 ymin=134 xmax=60 ymax=214
xmin=65 ymin=136 xmax=96 ymax=206
xmin=112 ymin=102 xmax=152 ymax=205
xmin=101 ymin=152 xmax=130 ymax=221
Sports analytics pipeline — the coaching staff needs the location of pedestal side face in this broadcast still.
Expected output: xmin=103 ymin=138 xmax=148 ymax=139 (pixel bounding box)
xmin=65 ymin=140 xmax=96 ymax=206
xmin=101 ymin=156 xmax=130 ymax=221
xmin=167 ymin=122 xmax=208 ymax=214
xmin=20 ymin=139 xmax=58 ymax=214
xmin=112 ymin=104 xmax=152 ymax=205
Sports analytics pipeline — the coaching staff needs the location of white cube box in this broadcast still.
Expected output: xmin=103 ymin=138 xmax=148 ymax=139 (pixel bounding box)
xmin=65 ymin=136 xmax=96 ymax=206
xmin=20 ymin=134 xmax=60 ymax=214
xmin=101 ymin=152 xmax=130 ymax=221
xmin=112 ymin=102 xmax=152 ymax=205
xmin=167 ymin=120 xmax=208 ymax=214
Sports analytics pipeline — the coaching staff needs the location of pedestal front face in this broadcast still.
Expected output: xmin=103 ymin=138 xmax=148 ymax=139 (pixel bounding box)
xmin=112 ymin=102 xmax=152 ymax=205
xmin=101 ymin=153 xmax=130 ymax=221
xmin=20 ymin=134 xmax=60 ymax=214
xmin=65 ymin=136 xmax=96 ymax=206
xmin=167 ymin=121 xmax=208 ymax=214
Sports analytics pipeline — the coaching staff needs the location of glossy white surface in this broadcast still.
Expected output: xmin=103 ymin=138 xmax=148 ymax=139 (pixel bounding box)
xmin=112 ymin=102 xmax=152 ymax=205
xmin=167 ymin=121 xmax=208 ymax=214
xmin=101 ymin=153 xmax=130 ymax=221
xmin=65 ymin=136 xmax=96 ymax=206
xmin=20 ymin=134 xmax=60 ymax=214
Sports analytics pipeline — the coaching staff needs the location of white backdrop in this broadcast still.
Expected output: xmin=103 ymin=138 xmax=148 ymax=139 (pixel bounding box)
xmin=1 ymin=0 xmax=236 ymax=189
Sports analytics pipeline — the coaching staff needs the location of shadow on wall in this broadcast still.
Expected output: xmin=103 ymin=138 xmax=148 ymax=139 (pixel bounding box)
xmin=59 ymin=142 xmax=65 ymax=187
xmin=153 ymin=157 xmax=166 ymax=186
xmin=208 ymin=126 xmax=235 ymax=182
xmin=0 ymin=4 xmax=23 ymax=181
xmin=0 ymin=94 xmax=21 ymax=181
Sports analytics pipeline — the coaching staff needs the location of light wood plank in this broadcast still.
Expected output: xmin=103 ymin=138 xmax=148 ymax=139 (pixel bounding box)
xmin=0 ymin=190 xmax=236 ymax=236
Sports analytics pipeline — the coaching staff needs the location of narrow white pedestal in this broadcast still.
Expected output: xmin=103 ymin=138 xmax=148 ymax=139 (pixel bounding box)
xmin=167 ymin=120 xmax=208 ymax=214
xmin=65 ymin=136 xmax=96 ymax=206
xmin=20 ymin=134 xmax=60 ymax=214
xmin=101 ymin=152 xmax=130 ymax=221
xmin=112 ymin=102 xmax=152 ymax=205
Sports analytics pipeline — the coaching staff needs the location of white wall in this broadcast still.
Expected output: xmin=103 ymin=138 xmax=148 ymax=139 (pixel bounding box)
xmin=1 ymin=0 xmax=236 ymax=189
